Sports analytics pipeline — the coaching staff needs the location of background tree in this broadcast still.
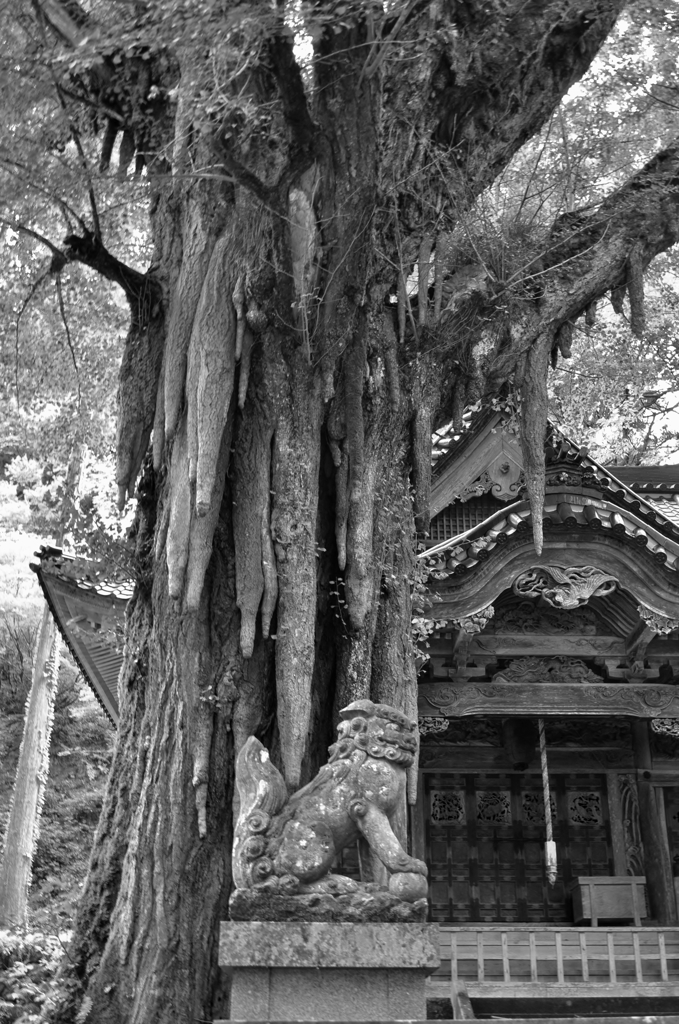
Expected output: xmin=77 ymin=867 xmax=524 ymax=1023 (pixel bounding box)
xmin=1 ymin=1 xmax=679 ymax=1022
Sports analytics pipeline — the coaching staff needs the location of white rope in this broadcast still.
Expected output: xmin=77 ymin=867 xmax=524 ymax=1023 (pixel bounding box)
xmin=539 ymin=717 xmax=557 ymax=886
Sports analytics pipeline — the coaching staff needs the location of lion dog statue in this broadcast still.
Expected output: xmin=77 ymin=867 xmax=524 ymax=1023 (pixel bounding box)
xmin=232 ymin=699 xmax=428 ymax=902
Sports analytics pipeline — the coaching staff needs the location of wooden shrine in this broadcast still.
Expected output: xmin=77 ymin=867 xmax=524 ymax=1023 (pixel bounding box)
xmin=417 ymin=413 xmax=679 ymax=1016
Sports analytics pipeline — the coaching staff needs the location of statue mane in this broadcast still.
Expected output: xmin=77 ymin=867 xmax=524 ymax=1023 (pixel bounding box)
xmin=328 ymin=699 xmax=418 ymax=766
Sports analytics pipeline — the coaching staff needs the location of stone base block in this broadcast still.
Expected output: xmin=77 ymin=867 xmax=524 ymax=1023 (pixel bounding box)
xmin=228 ymin=965 xmax=428 ymax=1020
xmin=219 ymin=921 xmax=440 ymax=1022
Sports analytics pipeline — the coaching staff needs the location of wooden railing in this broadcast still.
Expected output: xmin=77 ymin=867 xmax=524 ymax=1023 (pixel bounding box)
xmin=426 ymin=924 xmax=679 ymax=1016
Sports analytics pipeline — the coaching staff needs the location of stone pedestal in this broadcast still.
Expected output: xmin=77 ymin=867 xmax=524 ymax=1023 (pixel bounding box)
xmin=218 ymin=921 xmax=440 ymax=1022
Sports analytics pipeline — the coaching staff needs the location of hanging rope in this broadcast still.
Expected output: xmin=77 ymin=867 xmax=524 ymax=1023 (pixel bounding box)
xmin=539 ymin=717 xmax=557 ymax=886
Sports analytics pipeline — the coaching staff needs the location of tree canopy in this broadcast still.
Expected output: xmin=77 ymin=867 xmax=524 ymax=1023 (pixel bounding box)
xmin=2 ymin=1 xmax=679 ymax=1021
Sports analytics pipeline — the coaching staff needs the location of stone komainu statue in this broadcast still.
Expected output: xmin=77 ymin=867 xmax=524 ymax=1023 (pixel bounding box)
xmin=232 ymin=699 xmax=428 ymax=903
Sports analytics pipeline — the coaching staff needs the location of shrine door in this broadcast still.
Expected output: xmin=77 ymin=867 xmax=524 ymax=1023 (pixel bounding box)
xmin=425 ymin=772 xmax=614 ymax=923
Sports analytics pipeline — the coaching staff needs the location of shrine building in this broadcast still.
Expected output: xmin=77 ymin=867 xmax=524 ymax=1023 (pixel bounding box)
xmin=417 ymin=411 xmax=679 ymax=1016
xmin=32 ymin=411 xmax=679 ymax=1017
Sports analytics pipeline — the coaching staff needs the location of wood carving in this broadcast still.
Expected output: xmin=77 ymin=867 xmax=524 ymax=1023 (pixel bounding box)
xmin=488 ymin=600 xmax=600 ymax=634
xmin=418 ymin=681 xmax=679 ymax=718
xmin=232 ymin=700 xmax=428 ymax=903
xmin=456 ymin=455 xmax=524 ymax=503
xmin=452 ymin=605 xmax=494 ymax=634
xmin=637 ymin=605 xmax=679 ymax=636
xmin=493 ymin=656 xmax=603 ymax=686
xmin=512 ymin=564 xmax=618 ymax=608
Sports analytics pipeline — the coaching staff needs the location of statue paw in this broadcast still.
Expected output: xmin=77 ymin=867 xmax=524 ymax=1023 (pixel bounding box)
xmin=388 ymin=871 xmax=429 ymax=902
xmin=299 ymin=873 xmax=360 ymax=895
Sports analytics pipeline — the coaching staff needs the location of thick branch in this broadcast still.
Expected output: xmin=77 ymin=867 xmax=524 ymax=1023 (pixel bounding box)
xmin=63 ymin=231 xmax=161 ymax=321
xmin=387 ymin=0 xmax=626 ymax=213
xmin=487 ymin=141 xmax=679 ymax=386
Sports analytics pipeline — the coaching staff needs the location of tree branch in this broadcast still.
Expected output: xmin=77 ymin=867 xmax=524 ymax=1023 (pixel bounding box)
xmin=62 ymin=231 xmax=161 ymax=322
xmin=487 ymin=140 xmax=679 ymax=387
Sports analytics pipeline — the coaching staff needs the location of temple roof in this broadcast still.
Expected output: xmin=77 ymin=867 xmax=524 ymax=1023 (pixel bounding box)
xmin=30 ymin=546 xmax=132 ymax=724
xmin=422 ymin=415 xmax=679 ymax=623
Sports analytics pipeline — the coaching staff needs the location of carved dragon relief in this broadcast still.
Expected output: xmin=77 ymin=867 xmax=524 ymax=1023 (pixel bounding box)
xmin=513 ymin=565 xmax=619 ymax=609
xmin=232 ymin=700 xmax=428 ymax=905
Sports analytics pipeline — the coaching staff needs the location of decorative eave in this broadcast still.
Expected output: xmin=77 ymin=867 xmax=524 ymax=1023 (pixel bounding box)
xmin=423 ymin=509 xmax=679 ymax=622
xmin=428 ymin=413 xmax=679 ymax=545
xmin=30 ymin=546 xmax=133 ymax=725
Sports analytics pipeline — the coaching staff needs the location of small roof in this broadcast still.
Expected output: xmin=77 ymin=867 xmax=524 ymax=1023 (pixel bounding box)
xmin=31 ymin=547 xmax=132 ymax=724
xmin=607 ymin=465 xmax=679 ymax=493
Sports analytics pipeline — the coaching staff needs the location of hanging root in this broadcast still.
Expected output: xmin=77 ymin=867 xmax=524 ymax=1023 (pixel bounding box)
xmin=335 ymin=446 xmax=349 ymax=571
xmin=233 ymin=273 xmax=246 ymax=361
xmin=557 ymin=321 xmax=573 ymax=359
xmin=192 ymin=695 xmax=214 ymax=838
xmin=238 ymin=326 xmax=254 ymax=409
xmin=381 ymin=311 xmax=401 ymax=413
xmin=192 ymin=233 xmax=237 ymax=515
xmin=261 ymin=494 xmax=278 ymax=639
xmin=610 ymin=282 xmax=626 ymax=315
xmin=186 ymin=324 xmax=200 ymax=485
xmin=165 ymin=417 xmax=191 ymax=600
xmin=345 ymin=317 xmax=367 ymax=502
xmin=585 ymin=299 xmax=597 ymax=327
xmin=345 ymin=449 xmax=375 ymax=632
xmin=627 ymin=243 xmax=645 ymax=338
xmin=433 ymin=236 xmax=445 ymax=321
xmin=152 ymin=361 xmax=165 ymax=473
xmin=519 ymin=334 xmax=551 ymax=556
xmin=452 ymin=378 xmax=465 ymax=433
xmin=233 ymin=399 xmax=273 ymax=656
xmin=116 ymin=317 xmax=164 ymax=509
xmin=185 ymin=417 xmax=231 ymax=611
xmin=397 ymin=267 xmax=407 ymax=343
xmin=412 ymin=405 xmax=432 ymax=534
xmin=164 ymin=208 xmax=217 ymax=439
xmin=154 ymin=498 xmax=170 ymax=563
xmin=418 ymin=233 xmax=432 ymax=328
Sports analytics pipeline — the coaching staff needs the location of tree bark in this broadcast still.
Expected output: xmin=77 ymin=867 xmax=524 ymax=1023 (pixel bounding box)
xmin=22 ymin=2 xmax=679 ymax=1022
xmin=0 ymin=444 xmax=83 ymax=928
xmin=0 ymin=609 xmax=60 ymax=929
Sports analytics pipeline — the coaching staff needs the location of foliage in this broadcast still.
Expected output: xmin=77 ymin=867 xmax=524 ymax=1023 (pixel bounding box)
xmin=550 ymin=262 xmax=679 ymax=463
xmin=0 ymin=929 xmax=65 ymax=1024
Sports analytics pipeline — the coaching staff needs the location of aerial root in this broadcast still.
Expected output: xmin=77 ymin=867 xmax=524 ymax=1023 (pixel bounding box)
xmin=345 ymin=316 xmax=367 ymax=503
xmin=165 ymin=419 xmax=191 ymax=600
xmin=233 ymin=401 xmax=272 ymax=657
xmin=418 ymin=233 xmax=432 ymax=328
xmin=335 ymin=446 xmax=349 ymax=571
xmin=164 ymin=208 xmax=216 ymax=439
xmin=412 ymin=404 xmax=431 ymax=534
xmin=192 ymin=233 xmax=237 ymax=516
xmin=519 ymin=334 xmax=551 ymax=556
xmin=627 ymin=243 xmax=645 ymax=338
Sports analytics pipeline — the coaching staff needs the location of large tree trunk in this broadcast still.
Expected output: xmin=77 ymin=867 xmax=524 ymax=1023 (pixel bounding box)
xmin=35 ymin=2 xmax=679 ymax=1022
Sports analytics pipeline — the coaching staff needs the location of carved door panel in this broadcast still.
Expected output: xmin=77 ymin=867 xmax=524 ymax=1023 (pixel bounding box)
xmin=426 ymin=772 xmax=614 ymax=923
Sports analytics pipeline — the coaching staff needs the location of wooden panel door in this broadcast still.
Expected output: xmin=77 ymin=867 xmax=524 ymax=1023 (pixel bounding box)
xmin=425 ymin=772 xmax=614 ymax=923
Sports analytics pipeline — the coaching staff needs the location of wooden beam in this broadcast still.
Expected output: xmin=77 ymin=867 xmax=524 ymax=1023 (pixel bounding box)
xmin=471 ymin=634 xmax=626 ymax=658
xmin=419 ymin=681 xmax=679 ymax=718
xmin=632 ymin=722 xmax=677 ymax=925
xmin=419 ymin=745 xmax=636 ymax=772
